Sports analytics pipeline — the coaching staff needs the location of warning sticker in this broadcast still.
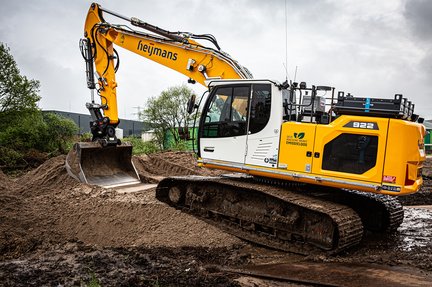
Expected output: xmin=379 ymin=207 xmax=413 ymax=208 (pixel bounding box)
xmin=383 ymin=175 xmax=396 ymax=184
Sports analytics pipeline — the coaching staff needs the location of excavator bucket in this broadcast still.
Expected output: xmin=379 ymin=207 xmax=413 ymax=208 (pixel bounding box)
xmin=65 ymin=142 xmax=140 ymax=188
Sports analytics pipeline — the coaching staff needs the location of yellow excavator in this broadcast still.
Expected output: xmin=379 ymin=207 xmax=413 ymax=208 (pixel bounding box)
xmin=67 ymin=3 xmax=426 ymax=254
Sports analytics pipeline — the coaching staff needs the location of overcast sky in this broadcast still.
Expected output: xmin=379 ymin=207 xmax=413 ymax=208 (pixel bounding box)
xmin=0 ymin=0 xmax=431 ymax=120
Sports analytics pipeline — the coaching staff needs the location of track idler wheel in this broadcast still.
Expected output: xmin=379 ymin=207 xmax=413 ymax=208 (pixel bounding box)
xmin=168 ymin=186 xmax=185 ymax=204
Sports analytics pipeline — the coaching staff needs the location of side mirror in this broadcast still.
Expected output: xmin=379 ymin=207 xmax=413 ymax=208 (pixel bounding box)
xmin=187 ymin=94 xmax=196 ymax=114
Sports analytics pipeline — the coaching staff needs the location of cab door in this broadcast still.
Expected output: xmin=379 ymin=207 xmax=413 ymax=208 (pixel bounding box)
xmin=244 ymin=83 xmax=282 ymax=168
xmin=199 ymin=85 xmax=250 ymax=165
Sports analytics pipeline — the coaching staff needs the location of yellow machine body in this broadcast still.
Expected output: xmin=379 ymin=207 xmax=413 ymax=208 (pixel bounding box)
xmin=277 ymin=116 xmax=424 ymax=195
xmin=197 ymin=81 xmax=426 ymax=196
xmin=199 ymin=116 xmax=425 ymax=195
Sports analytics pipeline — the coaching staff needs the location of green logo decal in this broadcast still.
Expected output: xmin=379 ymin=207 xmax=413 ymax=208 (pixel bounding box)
xmin=294 ymin=132 xmax=305 ymax=139
xmin=287 ymin=132 xmax=307 ymax=146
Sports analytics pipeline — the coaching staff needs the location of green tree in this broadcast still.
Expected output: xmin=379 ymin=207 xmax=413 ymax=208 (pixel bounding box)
xmin=142 ymin=85 xmax=195 ymax=149
xmin=0 ymin=43 xmax=79 ymax=170
xmin=0 ymin=43 xmax=40 ymax=114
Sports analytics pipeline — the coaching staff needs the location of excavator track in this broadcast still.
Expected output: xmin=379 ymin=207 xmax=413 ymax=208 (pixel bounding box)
xmin=323 ymin=189 xmax=404 ymax=232
xmin=156 ymin=176 xmax=364 ymax=255
xmin=254 ymin=177 xmax=404 ymax=233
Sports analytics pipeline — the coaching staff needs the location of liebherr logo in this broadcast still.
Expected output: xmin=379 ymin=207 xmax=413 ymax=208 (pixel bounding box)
xmin=137 ymin=41 xmax=178 ymax=61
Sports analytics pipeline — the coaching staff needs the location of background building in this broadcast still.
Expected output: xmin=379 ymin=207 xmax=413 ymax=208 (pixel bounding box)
xmin=44 ymin=110 xmax=150 ymax=137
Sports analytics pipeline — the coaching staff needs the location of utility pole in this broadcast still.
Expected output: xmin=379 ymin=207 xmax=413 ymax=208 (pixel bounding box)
xmin=132 ymin=106 xmax=142 ymax=121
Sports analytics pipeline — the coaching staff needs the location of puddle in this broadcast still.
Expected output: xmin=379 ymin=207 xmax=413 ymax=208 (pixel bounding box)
xmin=398 ymin=207 xmax=432 ymax=251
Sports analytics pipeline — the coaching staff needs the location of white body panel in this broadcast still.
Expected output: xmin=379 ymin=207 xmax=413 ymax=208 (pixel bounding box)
xmin=199 ymin=80 xmax=283 ymax=168
xmin=245 ymin=85 xmax=282 ymax=168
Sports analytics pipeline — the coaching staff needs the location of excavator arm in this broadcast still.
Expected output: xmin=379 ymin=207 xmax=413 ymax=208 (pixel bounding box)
xmin=82 ymin=3 xmax=252 ymax=144
xmin=66 ymin=3 xmax=252 ymax=188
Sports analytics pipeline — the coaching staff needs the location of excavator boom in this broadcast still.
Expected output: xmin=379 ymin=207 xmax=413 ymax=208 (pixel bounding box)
xmin=66 ymin=3 xmax=252 ymax=188
xmin=82 ymin=2 xmax=251 ymax=130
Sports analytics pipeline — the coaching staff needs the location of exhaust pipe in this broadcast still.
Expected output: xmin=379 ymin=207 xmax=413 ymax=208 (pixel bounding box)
xmin=65 ymin=142 xmax=140 ymax=188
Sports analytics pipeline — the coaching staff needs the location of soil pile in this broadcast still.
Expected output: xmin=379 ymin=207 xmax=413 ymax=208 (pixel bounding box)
xmin=0 ymin=170 xmax=15 ymax=192
xmin=133 ymin=151 xmax=223 ymax=183
xmin=0 ymin=151 xmax=244 ymax=285
xmin=19 ymin=155 xmax=81 ymax=195
xmin=0 ymin=169 xmax=28 ymax=258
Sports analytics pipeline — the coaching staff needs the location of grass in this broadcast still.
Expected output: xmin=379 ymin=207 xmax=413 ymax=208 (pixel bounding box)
xmin=82 ymin=271 xmax=101 ymax=287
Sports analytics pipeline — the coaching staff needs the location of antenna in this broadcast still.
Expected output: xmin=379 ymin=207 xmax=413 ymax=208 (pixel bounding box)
xmin=294 ymin=65 xmax=298 ymax=82
xmin=284 ymin=0 xmax=290 ymax=82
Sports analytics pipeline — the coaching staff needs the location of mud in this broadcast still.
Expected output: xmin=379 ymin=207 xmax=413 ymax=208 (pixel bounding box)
xmin=0 ymin=153 xmax=431 ymax=286
xmin=0 ymin=243 xmax=244 ymax=287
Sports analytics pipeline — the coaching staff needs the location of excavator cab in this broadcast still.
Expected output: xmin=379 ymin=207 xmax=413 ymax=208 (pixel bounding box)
xmin=65 ymin=142 xmax=140 ymax=188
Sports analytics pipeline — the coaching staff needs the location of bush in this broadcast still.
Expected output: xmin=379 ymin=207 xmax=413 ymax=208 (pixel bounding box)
xmin=123 ymin=137 xmax=160 ymax=155
xmin=0 ymin=146 xmax=25 ymax=168
xmin=80 ymin=132 xmax=93 ymax=142
xmin=0 ymin=111 xmax=46 ymax=151
xmin=42 ymin=112 xmax=78 ymax=154
xmin=170 ymin=140 xmax=189 ymax=151
xmin=0 ymin=111 xmax=78 ymax=170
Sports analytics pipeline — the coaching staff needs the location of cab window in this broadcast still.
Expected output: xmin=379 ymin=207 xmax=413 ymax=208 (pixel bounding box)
xmin=249 ymin=84 xmax=271 ymax=134
xmin=202 ymin=86 xmax=249 ymax=138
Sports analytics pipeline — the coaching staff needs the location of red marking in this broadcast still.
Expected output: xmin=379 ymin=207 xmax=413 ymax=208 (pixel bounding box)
xmin=383 ymin=175 xmax=396 ymax=183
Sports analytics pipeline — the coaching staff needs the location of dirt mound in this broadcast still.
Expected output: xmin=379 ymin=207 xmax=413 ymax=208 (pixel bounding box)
xmin=0 ymin=152 xmax=241 ymax=262
xmin=55 ymin=192 xmax=241 ymax=249
xmin=0 ymin=169 xmax=15 ymax=192
xmin=0 ymin=176 xmax=36 ymax=259
xmin=18 ymin=155 xmax=81 ymax=196
xmin=133 ymin=151 xmax=223 ymax=182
